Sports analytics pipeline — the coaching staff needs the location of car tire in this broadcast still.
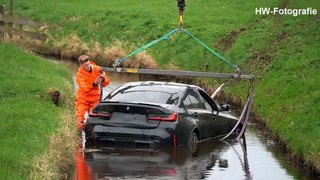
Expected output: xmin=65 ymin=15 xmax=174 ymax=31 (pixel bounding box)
xmin=188 ymin=132 xmax=199 ymax=156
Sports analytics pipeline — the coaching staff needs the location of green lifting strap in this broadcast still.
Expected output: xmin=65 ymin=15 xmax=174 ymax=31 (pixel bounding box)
xmin=113 ymin=28 xmax=178 ymax=67
xmin=182 ymin=28 xmax=239 ymax=72
xmin=113 ymin=27 xmax=239 ymax=73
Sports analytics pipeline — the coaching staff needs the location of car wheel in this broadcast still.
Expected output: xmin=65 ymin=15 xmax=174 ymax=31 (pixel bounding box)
xmin=188 ymin=132 xmax=199 ymax=156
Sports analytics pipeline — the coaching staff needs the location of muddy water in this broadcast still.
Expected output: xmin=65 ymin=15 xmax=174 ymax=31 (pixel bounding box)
xmin=62 ymin=61 xmax=315 ymax=180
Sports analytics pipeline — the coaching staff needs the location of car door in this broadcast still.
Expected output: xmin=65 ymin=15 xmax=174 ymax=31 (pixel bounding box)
xmin=182 ymin=88 xmax=214 ymax=140
xmin=197 ymin=89 xmax=222 ymax=138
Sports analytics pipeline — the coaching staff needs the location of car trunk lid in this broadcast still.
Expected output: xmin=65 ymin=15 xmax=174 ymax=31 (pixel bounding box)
xmin=89 ymin=102 xmax=176 ymax=129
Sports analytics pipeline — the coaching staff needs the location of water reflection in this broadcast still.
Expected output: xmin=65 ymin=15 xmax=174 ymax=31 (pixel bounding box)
xmin=76 ymin=144 xmax=93 ymax=180
xmin=76 ymin=126 xmax=316 ymax=180
xmin=84 ymin=149 xmax=175 ymax=179
xmin=76 ymin=136 xmax=254 ymax=180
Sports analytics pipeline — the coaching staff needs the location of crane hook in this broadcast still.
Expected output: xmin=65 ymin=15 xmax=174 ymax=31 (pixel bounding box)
xmin=177 ymin=0 xmax=186 ymax=27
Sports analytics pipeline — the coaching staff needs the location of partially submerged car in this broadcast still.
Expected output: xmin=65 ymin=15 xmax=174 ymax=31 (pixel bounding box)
xmin=84 ymin=81 xmax=240 ymax=149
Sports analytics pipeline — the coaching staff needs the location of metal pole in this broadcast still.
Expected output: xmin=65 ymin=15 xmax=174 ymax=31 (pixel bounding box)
xmin=102 ymin=67 xmax=255 ymax=80
xmin=99 ymin=84 xmax=103 ymax=101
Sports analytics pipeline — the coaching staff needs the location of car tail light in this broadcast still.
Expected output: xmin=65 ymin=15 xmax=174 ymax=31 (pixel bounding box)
xmin=144 ymin=167 xmax=176 ymax=176
xmin=148 ymin=113 xmax=177 ymax=122
xmin=89 ymin=111 xmax=111 ymax=118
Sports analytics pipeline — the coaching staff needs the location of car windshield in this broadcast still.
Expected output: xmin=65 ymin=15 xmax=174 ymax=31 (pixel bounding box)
xmin=108 ymin=86 xmax=182 ymax=105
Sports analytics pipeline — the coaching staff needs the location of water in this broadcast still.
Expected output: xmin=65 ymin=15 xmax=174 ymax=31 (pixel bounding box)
xmin=61 ymin=60 xmax=315 ymax=180
xmin=80 ymin=129 xmax=312 ymax=180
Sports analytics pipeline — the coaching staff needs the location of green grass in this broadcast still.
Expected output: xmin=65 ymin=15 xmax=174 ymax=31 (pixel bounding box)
xmin=0 ymin=42 xmax=74 ymax=179
xmin=254 ymin=18 xmax=320 ymax=162
xmin=2 ymin=0 xmax=320 ymax=172
xmin=7 ymin=0 xmax=281 ymax=72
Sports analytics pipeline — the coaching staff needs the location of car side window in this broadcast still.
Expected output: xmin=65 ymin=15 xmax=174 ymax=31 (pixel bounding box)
xmin=203 ymin=98 xmax=213 ymax=112
xmin=183 ymin=95 xmax=192 ymax=108
xmin=183 ymin=89 xmax=206 ymax=109
xmin=197 ymin=89 xmax=218 ymax=111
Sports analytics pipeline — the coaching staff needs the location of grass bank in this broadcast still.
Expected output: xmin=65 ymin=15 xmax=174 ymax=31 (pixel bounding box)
xmin=0 ymin=42 xmax=77 ymax=179
xmin=2 ymin=0 xmax=320 ymax=173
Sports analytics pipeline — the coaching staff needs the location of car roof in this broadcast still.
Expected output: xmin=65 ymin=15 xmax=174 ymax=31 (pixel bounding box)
xmin=105 ymin=81 xmax=205 ymax=101
xmin=118 ymin=81 xmax=199 ymax=91
xmin=122 ymin=81 xmax=199 ymax=88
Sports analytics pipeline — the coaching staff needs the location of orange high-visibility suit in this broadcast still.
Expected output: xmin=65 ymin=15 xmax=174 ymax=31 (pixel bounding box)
xmin=75 ymin=61 xmax=109 ymax=130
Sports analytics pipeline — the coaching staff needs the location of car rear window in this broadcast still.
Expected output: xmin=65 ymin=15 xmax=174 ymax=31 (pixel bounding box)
xmin=108 ymin=86 xmax=181 ymax=105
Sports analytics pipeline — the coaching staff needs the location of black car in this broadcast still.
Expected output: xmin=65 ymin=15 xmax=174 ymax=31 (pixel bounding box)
xmin=84 ymin=81 xmax=240 ymax=149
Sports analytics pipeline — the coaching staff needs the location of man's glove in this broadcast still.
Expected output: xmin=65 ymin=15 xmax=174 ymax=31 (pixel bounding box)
xmin=99 ymin=76 xmax=105 ymax=82
xmin=92 ymin=76 xmax=104 ymax=86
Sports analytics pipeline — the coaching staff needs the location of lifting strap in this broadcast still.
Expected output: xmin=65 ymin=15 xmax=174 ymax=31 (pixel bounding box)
xmin=182 ymin=28 xmax=239 ymax=72
xmin=113 ymin=28 xmax=178 ymax=67
xmin=236 ymin=83 xmax=254 ymax=140
xmin=220 ymin=80 xmax=255 ymax=140
xmin=113 ymin=27 xmax=239 ymax=73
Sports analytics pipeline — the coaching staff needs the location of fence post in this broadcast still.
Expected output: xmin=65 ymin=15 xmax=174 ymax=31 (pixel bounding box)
xmin=9 ymin=0 xmax=13 ymax=18
xmin=0 ymin=5 xmax=4 ymax=38
xmin=8 ymin=0 xmax=13 ymax=37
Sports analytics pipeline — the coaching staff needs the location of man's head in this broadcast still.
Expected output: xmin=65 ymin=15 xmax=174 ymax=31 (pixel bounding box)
xmin=78 ymin=55 xmax=91 ymax=72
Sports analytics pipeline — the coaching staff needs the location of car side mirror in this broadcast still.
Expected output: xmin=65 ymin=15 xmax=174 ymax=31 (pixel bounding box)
xmin=220 ymin=104 xmax=230 ymax=111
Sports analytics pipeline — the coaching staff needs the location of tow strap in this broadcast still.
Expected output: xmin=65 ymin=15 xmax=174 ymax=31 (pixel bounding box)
xmin=113 ymin=26 xmax=239 ymax=73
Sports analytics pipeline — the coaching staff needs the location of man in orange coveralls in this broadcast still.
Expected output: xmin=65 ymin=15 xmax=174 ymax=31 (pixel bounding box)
xmin=75 ymin=55 xmax=110 ymax=131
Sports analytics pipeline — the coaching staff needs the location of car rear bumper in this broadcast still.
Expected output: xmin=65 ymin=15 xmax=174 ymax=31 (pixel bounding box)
xmin=84 ymin=123 xmax=175 ymax=149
